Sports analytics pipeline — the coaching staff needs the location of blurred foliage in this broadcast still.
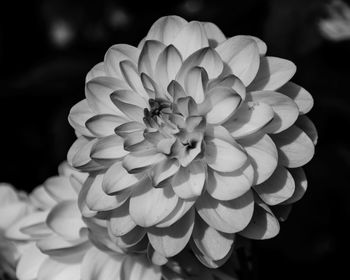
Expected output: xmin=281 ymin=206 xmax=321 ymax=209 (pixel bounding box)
xmin=1 ymin=0 xmax=349 ymax=279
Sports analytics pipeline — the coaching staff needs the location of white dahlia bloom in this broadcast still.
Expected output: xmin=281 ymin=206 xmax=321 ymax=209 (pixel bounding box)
xmin=68 ymin=15 xmax=317 ymax=267
xmin=4 ymin=162 xmax=162 ymax=280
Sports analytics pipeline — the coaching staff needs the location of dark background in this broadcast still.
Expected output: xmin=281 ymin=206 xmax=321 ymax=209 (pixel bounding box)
xmin=0 ymin=0 xmax=349 ymax=279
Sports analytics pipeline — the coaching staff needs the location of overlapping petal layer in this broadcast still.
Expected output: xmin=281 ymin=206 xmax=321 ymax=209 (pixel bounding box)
xmin=68 ymin=15 xmax=316 ymax=268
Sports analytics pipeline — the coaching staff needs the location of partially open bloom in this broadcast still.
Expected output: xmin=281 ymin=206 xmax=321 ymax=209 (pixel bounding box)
xmin=5 ymin=163 xmax=162 ymax=280
xmin=68 ymin=15 xmax=317 ymax=267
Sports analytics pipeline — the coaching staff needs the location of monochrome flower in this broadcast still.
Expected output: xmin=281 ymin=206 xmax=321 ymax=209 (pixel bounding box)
xmin=4 ymin=162 xmax=162 ymax=280
xmin=68 ymin=15 xmax=317 ymax=267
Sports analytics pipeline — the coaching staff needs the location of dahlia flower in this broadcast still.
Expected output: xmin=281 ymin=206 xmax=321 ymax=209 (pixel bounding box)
xmin=4 ymin=162 xmax=163 ymax=280
xmin=68 ymin=15 xmax=317 ymax=267
xmin=0 ymin=183 xmax=33 ymax=277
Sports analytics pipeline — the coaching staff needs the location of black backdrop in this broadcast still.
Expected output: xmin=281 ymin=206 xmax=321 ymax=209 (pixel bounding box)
xmin=1 ymin=0 xmax=349 ymax=279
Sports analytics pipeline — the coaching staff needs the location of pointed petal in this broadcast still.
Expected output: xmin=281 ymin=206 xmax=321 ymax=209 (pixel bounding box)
xmin=193 ymin=216 xmax=234 ymax=261
xmin=196 ymin=190 xmax=254 ymax=233
xmin=85 ymin=175 xmax=121 ymax=212
xmin=202 ymin=22 xmax=226 ymax=48
xmin=145 ymin=15 xmax=188 ymax=45
xmin=86 ymin=114 xmax=127 ymax=137
xmin=138 ymin=40 xmax=166 ymax=78
xmin=240 ymin=36 xmax=267 ymax=55
xmin=110 ymin=226 xmax=146 ymax=249
xmin=121 ymin=255 xmax=162 ymax=280
xmin=155 ymin=45 xmax=183 ymax=89
xmin=46 ymin=200 xmax=85 ymax=241
xmin=107 ymin=200 xmax=137 ymax=236
xmin=104 ymin=44 xmax=140 ymax=79
xmin=90 ymin=134 xmax=128 ymax=161
xmin=30 ymin=185 xmax=57 ymax=210
xmin=271 ymin=125 xmax=315 ymax=168
xmin=248 ymin=90 xmax=299 ymax=133
xmin=295 ymin=115 xmax=318 ymax=145
xmin=102 ymin=161 xmax=144 ymax=195
xmin=172 ymin=161 xmax=205 ymax=199
xmin=248 ymin=57 xmax=296 ymax=91
xmin=173 ymin=21 xmax=209 ymax=59
xmin=254 ymin=166 xmax=295 ymax=205
xmin=238 ymin=133 xmax=278 ymax=184
xmin=68 ymin=99 xmax=95 ymax=137
xmin=86 ymin=62 xmax=106 ymax=82
xmin=43 ymin=176 xmax=77 ymax=202
xmin=120 ymin=60 xmax=148 ymax=99
xmin=282 ymin=168 xmax=307 ymax=204
xmin=129 ymin=179 xmax=178 ymax=227
xmin=147 ymin=244 xmax=168 ymax=266
xmin=206 ymin=164 xmax=253 ymax=201
xmin=148 ymin=209 xmax=194 ymax=257
xmin=81 ymin=247 xmax=123 ymax=280
xmin=123 ymin=150 xmax=167 ymax=173
xmin=278 ymin=82 xmax=314 ymax=115
xmin=205 ymin=138 xmax=247 ymax=172
xmin=110 ymin=89 xmax=148 ymax=122
xmin=224 ymin=102 xmax=274 ymax=138
xmin=239 ymin=201 xmax=280 ymax=239
xmin=216 ymin=36 xmax=260 ymax=86
xmin=16 ymin=243 xmax=47 ymax=280
xmin=203 ymin=87 xmax=241 ymax=125
xmin=185 ymin=67 xmax=207 ymax=103
xmin=85 ymin=76 xmax=128 ymax=115
xmin=151 ymin=158 xmax=180 ymax=186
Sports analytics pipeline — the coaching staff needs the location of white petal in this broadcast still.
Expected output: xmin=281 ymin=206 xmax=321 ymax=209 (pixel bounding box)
xmin=138 ymin=40 xmax=166 ymax=78
xmin=185 ymin=67 xmax=207 ymax=103
xmin=120 ymin=60 xmax=148 ymax=99
xmin=282 ymin=168 xmax=307 ymax=204
xmin=172 ymin=161 xmax=206 ymax=199
xmin=46 ymin=200 xmax=85 ymax=241
xmin=81 ymin=247 xmax=123 ymax=280
xmin=196 ymin=190 xmax=254 ymax=233
xmin=121 ymin=254 xmax=162 ymax=280
xmin=70 ymin=138 xmax=103 ymax=172
xmin=203 ymin=87 xmax=241 ymax=125
xmin=147 ymin=244 xmax=168 ymax=266
xmin=248 ymin=56 xmax=296 ymax=91
xmin=85 ymin=175 xmax=121 ymax=212
xmin=86 ymin=62 xmax=106 ymax=82
xmin=0 ymin=202 xmax=28 ymax=231
xmin=16 ymin=243 xmax=47 ymax=280
xmin=278 ymin=82 xmax=314 ymax=114
xmin=145 ymin=15 xmax=188 ymax=45
xmin=224 ymin=102 xmax=274 ymax=138
xmin=173 ymin=21 xmax=209 ymax=59
xmin=102 ymin=161 xmax=144 ymax=195
xmin=206 ymin=164 xmax=253 ymax=201
xmin=6 ymin=211 xmax=48 ymax=240
xmin=248 ymin=90 xmax=299 ymax=133
xmin=30 ymin=185 xmax=57 ymax=210
xmin=68 ymin=99 xmax=95 ymax=137
xmin=109 ymin=225 xmax=146 ymax=249
xmin=148 ymin=209 xmax=194 ymax=257
xmin=37 ymin=257 xmax=81 ymax=280
xmin=85 ymin=76 xmax=128 ymax=115
xmin=238 ymin=133 xmax=278 ymax=184
xmin=205 ymin=138 xmax=247 ymax=172
xmin=239 ymin=201 xmax=280 ymax=240
xmin=43 ymin=176 xmax=77 ymax=202
xmin=192 ymin=216 xmax=234 ymax=261
xmin=271 ymin=125 xmax=315 ymax=168
xmin=154 ymin=45 xmax=183 ymax=89
xmin=107 ymin=200 xmax=137 ymax=236
xmin=86 ymin=114 xmax=127 ymax=137
xmin=123 ymin=150 xmax=167 ymax=173
xmin=202 ymin=22 xmax=226 ymax=47
xmin=90 ymin=134 xmax=128 ymax=161
xmin=104 ymin=44 xmax=140 ymax=79
xmin=216 ymin=36 xmax=260 ymax=86
xmin=240 ymin=36 xmax=267 ymax=55
xmin=295 ymin=115 xmax=318 ymax=145
xmin=151 ymin=158 xmax=180 ymax=186
xmin=254 ymin=166 xmax=295 ymax=205
xmin=129 ymin=179 xmax=178 ymax=227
